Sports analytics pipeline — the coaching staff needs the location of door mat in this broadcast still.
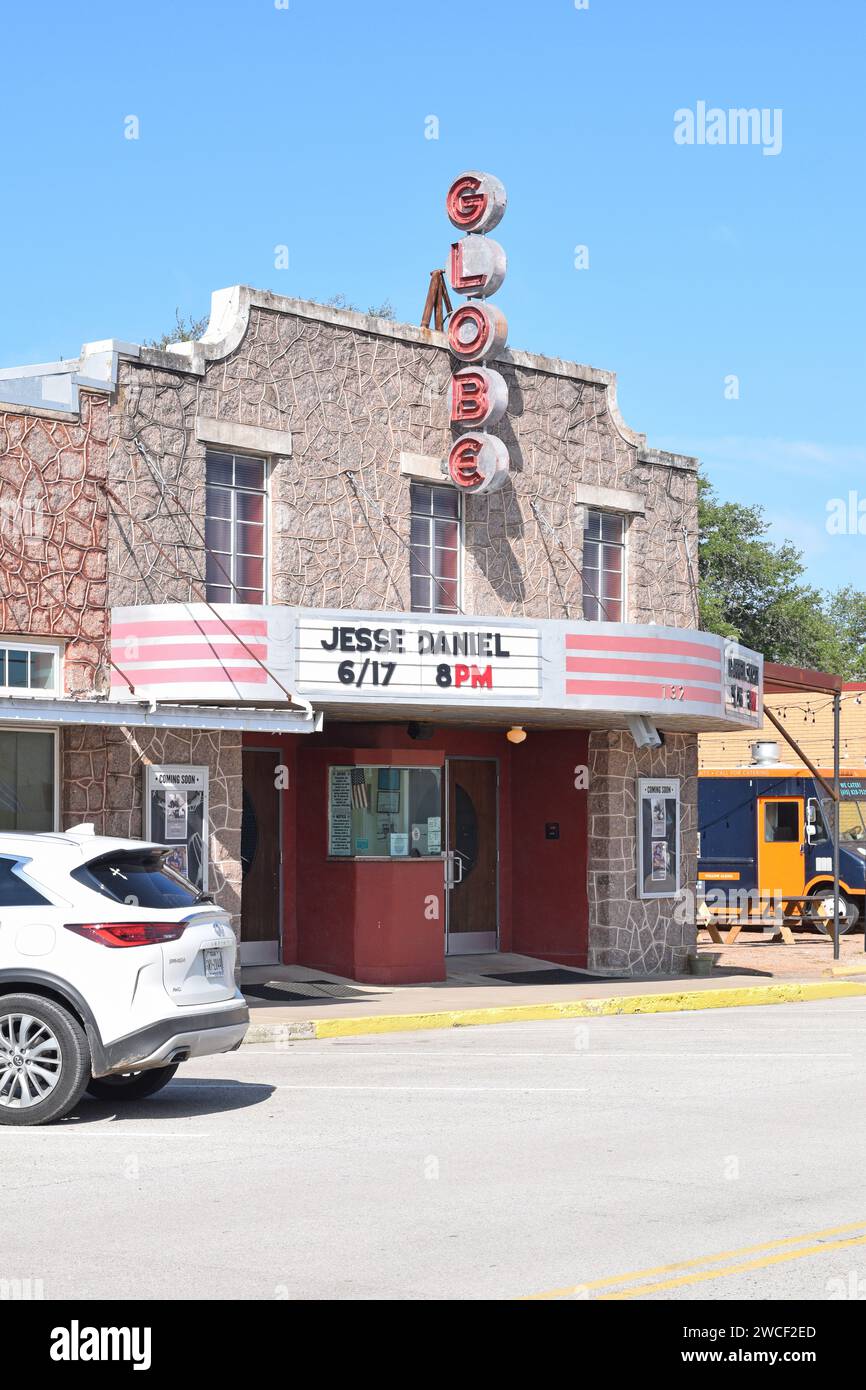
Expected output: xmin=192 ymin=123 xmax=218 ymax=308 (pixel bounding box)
xmin=244 ymin=980 xmax=368 ymax=1003
xmin=483 ymin=968 xmax=623 ymax=985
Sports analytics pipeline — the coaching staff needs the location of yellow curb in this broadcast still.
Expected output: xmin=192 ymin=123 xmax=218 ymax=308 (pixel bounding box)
xmin=826 ymin=961 xmax=866 ymax=977
xmin=307 ymin=981 xmax=866 ymax=1039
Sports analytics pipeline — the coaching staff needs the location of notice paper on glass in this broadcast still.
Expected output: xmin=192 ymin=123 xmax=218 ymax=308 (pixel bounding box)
xmin=329 ymin=767 xmax=353 ymax=856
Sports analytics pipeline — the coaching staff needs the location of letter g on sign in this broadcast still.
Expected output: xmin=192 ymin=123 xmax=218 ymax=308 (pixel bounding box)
xmin=446 ymin=170 xmax=507 ymax=234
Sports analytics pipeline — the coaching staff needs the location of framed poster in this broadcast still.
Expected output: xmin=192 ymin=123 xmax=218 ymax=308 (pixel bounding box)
xmin=636 ymin=777 xmax=680 ymax=899
xmin=145 ymin=765 xmax=209 ymax=891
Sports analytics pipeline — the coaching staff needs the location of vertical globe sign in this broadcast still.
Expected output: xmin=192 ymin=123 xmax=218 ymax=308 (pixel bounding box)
xmin=445 ymin=172 xmax=510 ymax=494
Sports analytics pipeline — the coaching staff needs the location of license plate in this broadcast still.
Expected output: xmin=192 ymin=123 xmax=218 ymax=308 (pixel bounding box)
xmin=203 ymin=947 xmax=224 ymax=979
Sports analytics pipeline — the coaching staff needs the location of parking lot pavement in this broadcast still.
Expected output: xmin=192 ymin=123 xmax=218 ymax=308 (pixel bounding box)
xmin=4 ymin=996 xmax=866 ymax=1301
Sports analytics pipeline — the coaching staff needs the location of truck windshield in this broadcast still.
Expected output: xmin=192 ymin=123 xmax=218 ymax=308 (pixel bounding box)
xmin=821 ymin=799 xmax=866 ymax=842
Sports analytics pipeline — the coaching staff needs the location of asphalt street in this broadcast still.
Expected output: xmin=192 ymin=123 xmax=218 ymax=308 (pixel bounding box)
xmin=4 ymin=997 xmax=866 ymax=1301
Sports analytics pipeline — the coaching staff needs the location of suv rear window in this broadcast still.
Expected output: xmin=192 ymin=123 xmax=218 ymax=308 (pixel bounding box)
xmin=71 ymin=851 xmax=200 ymax=909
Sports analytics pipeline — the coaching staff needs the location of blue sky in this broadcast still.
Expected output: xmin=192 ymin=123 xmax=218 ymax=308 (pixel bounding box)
xmin=2 ymin=0 xmax=863 ymax=590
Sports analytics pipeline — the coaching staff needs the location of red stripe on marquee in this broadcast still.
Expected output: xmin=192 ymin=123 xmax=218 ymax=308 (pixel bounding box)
xmin=111 ymin=642 xmax=267 ymax=664
xmin=564 ymin=633 xmax=719 ymax=662
xmin=564 ymin=679 xmax=721 ymax=705
xmin=110 ymin=665 xmax=269 ymax=686
xmin=111 ymin=619 xmax=267 ymax=640
xmin=565 ymin=656 xmax=719 ymax=681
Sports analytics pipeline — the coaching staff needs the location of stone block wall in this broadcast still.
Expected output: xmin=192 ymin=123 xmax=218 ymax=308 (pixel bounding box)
xmin=61 ymin=726 xmax=242 ymax=932
xmin=0 ymin=393 xmax=109 ymax=694
xmin=106 ymin=303 xmax=698 ymax=630
xmin=587 ymin=730 xmax=698 ymax=974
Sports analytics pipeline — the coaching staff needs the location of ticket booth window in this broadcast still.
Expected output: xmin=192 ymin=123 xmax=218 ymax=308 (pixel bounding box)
xmin=328 ymin=765 xmax=442 ymax=858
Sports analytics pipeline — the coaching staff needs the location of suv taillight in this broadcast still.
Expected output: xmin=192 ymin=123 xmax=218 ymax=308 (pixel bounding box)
xmin=64 ymin=922 xmax=187 ymax=948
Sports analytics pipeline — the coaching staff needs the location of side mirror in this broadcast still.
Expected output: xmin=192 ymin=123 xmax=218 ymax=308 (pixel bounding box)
xmin=805 ymin=799 xmax=822 ymax=841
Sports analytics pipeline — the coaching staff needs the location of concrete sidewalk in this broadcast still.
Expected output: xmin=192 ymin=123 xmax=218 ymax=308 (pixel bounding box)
xmin=240 ymin=949 xmax=866 ymax=1041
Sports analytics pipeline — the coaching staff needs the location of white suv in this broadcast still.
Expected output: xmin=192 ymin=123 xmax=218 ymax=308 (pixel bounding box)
xmin=0 ymin=825 xmax=249 ymax=1126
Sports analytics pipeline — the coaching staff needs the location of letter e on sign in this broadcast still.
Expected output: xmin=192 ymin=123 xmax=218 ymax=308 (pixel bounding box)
xmin=448 ymin=433 xmax=509 ymax=494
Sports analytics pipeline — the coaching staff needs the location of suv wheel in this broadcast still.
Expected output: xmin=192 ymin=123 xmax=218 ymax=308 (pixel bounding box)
xmin=86 ymin=1064 xmax=179 ymax=1102
xmin=0 ymin=994 xmax=91 ymax=1127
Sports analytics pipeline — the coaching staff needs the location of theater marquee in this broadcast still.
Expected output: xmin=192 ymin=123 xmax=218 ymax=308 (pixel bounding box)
xmin=109 ymin=604 xmax=764 ymax=732
xmin=295 ymin=617 xmax=542 ymax=699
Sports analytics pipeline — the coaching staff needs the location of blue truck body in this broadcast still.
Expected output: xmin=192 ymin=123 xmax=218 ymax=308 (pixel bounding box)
xmin=698 ymin=772 xmax=866 ymax=922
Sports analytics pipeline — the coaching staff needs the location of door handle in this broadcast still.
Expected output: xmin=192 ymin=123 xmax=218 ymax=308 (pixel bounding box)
xmin=445 ymin=851 xmax=464 ymax=888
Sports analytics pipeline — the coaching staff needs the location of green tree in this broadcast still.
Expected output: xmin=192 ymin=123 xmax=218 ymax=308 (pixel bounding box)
xmin=325 ymin=294 xmax=396 ymax=320
xmin=142 ymin=309 xmax=209 ymax=351
xmin=824 ymin=587 xmax=866 ymax=680
xmin=698 ymin=475 xmax=844 ymax=670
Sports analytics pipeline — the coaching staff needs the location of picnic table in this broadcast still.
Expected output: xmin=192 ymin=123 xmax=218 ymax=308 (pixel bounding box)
xmin=702 ymin=895 xmax=839 ymax=946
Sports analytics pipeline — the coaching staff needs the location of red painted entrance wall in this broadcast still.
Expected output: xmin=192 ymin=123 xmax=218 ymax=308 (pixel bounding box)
xmin=509 ymin=730 xmax=590 ymax=968
xmin=243 ymin=724 xmax=588 ymax=983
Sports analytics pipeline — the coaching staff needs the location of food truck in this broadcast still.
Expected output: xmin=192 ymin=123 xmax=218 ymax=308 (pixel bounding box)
xmin=698 ymin=757 xmax=866 ymax=933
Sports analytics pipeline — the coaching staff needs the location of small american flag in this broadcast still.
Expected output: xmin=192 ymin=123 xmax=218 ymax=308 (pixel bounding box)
xmin=350 ymin=768 xmax=369 ymax=810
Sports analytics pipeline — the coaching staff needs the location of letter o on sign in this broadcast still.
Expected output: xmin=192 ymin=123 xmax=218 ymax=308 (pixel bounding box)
xmin=447 ymin=303 xmax=508 ymax=363
xmin=446 ymin=171 xmax=507 ymax=234
xmin=448 ymin=432 xmax=509 ymax=494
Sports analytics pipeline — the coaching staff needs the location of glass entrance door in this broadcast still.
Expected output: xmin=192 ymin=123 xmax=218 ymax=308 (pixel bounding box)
xmin=445 ymin=757 xmax=498 ymax=955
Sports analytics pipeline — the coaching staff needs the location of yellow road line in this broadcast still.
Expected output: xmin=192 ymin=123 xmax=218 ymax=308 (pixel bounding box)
xmin=601 ymin=1232 xmax=866 ymax=1300
xmin=524 ymin=1218 xmax=866 ymax=1300
xmin=311 ymin=982 xmax=866 ymax=1039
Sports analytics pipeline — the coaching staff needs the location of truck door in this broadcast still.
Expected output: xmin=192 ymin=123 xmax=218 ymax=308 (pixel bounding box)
xmin=757 ymin=797 xmax=805 ymax=906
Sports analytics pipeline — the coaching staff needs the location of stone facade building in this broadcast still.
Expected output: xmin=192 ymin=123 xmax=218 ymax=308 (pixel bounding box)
xmin=0 ymin=283 xmax=762 ymax=980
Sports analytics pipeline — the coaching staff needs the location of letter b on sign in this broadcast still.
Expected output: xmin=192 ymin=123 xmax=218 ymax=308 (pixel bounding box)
xmin=451 ymin=368 xmax=508 ymax=426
